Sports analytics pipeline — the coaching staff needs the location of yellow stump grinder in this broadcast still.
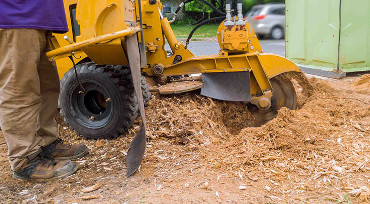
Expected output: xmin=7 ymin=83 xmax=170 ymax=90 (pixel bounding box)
xmin=47 ymin=0 xmax=310 ymax=176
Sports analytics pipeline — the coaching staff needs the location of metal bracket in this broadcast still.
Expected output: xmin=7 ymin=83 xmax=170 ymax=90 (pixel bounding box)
xmin=251 ymin=90 xmax=272 ymax=110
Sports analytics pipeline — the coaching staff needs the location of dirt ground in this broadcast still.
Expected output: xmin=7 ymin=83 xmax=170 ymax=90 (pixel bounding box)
xmin=0 ymin=73 xmax=369 ymax=204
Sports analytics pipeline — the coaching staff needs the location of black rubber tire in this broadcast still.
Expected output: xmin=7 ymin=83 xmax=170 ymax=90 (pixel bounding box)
xmin=112 ymin=67 xmax=151 ymax=106
xmin=59 ymin=62 xmax=138 ymax=139
xmin=261 ymin=75 xmax=297 ymax=123
xmin=141 ymin=76 xmax=151 ymax=105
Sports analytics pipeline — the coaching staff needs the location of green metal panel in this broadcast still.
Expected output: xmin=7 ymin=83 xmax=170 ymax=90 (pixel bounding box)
xmin=285 ymin=0 xmax=306 ymax=62
xmin=286 ymin=0 xmax=370 ymax=74
xmin=339 ymin=0 xmax=370 ymax=72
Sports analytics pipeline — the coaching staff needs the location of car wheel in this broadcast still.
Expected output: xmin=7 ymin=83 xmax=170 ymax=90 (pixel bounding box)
xmin=271 ymin=26 xmax=284 ymax=40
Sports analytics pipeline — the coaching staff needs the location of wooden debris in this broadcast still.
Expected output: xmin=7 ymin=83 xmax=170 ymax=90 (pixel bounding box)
xmin=159 ymin=81 xmax=203 ymax=95
xmin=200 ymin=182 xmax=209 ymax=190
xmin=2 ymin=74 xmax=368 ymax=203
xmin=359 ymin=191 xmax=370 ymax=203
xmin=81 ymin=195 xmax=100 ymax=200
xmin=81 ymin=182 xmax=103 ymax=193
xmin=260 ymin=156 xmax=280 ymax=161
xmin=264 ymin=186 xmax=271 ymax=191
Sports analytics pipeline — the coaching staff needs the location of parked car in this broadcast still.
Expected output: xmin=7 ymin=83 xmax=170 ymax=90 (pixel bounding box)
xmin=246 ymin=3 xmax=285 ymax=40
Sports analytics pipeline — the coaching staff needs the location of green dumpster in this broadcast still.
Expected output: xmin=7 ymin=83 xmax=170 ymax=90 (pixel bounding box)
xmin=286 ymin=0 xmax=370 ymax=78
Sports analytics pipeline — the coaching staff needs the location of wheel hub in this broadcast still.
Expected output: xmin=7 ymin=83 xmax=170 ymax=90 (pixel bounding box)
xmin=84 ymin=90 xmax=108 ymax=114
xmin=71 ymin=82 xmax=112 ymax=129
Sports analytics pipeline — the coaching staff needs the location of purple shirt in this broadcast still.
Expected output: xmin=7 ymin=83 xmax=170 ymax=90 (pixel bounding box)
xmin=0 ymin=0 xmax=68 ymax=32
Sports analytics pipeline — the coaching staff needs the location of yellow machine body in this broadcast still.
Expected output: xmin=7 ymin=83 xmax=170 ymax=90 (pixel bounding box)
xmin=48 ymin=0 xmax=301 ymax=99
xmin=46 ymin=0 xmax=306 ymax=175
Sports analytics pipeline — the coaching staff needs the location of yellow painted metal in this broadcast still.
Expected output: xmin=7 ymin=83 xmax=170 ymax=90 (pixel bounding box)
xmin=258 ymin=54 xmax=301 ymax=78
xmin=139 ymin=4 xmax=194 ymax=75
xmin=159 ymin=52 xmax=291 ymax=96
xmin=75 ymin=0 xmax=132 ymax=41
xmin=50 ymin=0 xmax=137 ymax=78
xmin=137 ymin=0 xmax=168 ymax=67
xmin=247 ymin=55 xmax=271 ymax=92
xmin=216 ymin=21 xmax=263 ymax=55
xmin=161 ymin=18 xmax=179 ymax=53
xmin=47 ymin=0 xmax=86 ymax=78
xmin=47 ymin=27 xmax=140 ymax=59
xmin=49 ymin=0 xmax=302 ymax=98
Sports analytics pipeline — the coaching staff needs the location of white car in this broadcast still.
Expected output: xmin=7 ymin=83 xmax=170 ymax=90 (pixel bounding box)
xmin=246 ymin=3 xmax=285 ymax=40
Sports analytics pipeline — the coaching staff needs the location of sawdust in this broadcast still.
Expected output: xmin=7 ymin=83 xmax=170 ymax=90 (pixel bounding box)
xmin=353 ymin=74 xmax=370 ymax=92
xmin=353 ymin=74 xmax=370 ymax=86
xmin=0 ymin=73 xmax=369 ymax=203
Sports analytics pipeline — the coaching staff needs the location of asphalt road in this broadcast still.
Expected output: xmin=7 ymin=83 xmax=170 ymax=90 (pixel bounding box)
xmin=184 ymin=39 xmax=285 ymax=57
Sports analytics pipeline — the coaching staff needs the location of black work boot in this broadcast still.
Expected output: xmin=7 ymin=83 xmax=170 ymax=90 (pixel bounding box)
xmin=13 ymin=156 xmax=78 ymax=181
xmin=41 ymin=139 xmax=89 ymax=160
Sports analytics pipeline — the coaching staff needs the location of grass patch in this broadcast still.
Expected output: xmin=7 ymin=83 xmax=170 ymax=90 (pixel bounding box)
xmin=171 ymin=24 xmax=219 ymax=39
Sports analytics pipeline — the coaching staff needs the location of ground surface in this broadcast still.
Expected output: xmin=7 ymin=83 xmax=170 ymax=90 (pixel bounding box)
xmin=0 ymin=72 xmax=369 ymax=203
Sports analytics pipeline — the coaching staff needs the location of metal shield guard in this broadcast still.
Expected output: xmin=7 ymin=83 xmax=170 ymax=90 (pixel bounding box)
xmin=201 ymin=72 xmax=251 ymax=102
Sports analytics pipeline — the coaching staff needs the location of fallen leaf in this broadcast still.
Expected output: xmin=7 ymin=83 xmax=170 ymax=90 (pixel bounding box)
xmin=95 ymin=140 xmax=104 ymax=148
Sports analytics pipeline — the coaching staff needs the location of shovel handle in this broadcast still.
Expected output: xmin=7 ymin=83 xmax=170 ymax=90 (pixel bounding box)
xmin=47 ymin=27 xmax=141 ymax=59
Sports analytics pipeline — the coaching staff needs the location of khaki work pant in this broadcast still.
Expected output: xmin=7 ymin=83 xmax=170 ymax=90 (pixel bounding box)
xmin=0 ymin=29 xmax=59 ymax=171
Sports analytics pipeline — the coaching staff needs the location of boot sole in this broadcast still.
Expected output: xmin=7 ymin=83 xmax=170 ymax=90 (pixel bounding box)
xmin=13 ymin=163 xmax=79 ymax=182
xmin=53 ymin=146 xmax=89 ymax=160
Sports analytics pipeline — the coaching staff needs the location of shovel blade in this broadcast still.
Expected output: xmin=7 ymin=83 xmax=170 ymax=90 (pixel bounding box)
xmin=126 ymin=126 xmax=146 ymax=177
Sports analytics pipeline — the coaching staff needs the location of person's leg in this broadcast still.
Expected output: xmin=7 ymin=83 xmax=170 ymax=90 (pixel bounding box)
xmin=36 ymin=32 xmax=59 ymax=147
xmin=0 ymin=29 xmax=79 ymax=181
xmin=37 ymin=32 xmax=89 ymax=160
xmin=0 ymin=29 xmax=44 ymax=171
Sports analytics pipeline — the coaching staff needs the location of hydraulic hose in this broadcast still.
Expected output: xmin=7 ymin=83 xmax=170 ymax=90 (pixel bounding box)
xmin=173 ymin=0 xmax=243 ymax=47
xmin=68 ymin=55 xmax=85 ymax=93
xmin=225 ymin=0 xmax=232 ymax=24
xmin=185 ymin=16 xmax=226 ymax=48
xmin=170 ymin=0 xmax=193 ymax=23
